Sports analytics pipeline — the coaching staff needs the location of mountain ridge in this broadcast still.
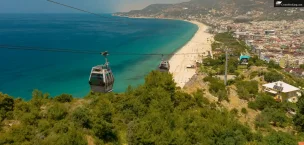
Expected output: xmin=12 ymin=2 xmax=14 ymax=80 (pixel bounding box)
xmin=114 ymin=0 xmax=304 ymax=21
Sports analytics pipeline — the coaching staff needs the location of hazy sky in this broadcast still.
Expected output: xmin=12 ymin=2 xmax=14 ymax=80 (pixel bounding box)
xmin=0 ymin=0 xmax=189 ymax=13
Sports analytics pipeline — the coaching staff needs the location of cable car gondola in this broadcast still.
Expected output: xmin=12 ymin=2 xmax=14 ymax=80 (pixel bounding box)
xmin=88 ymin=51 xmax=114 ymax=93
xmin=239 ymin=54 xmax=250 ymax=65
xmin=158 ymin=55 xmax=170 ymax=72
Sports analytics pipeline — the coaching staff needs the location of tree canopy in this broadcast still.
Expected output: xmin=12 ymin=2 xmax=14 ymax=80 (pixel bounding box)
xmin=0 ymin=71 xmax=301 ymax=144
xmin=264 ymin=70 xmax=283 ymax=82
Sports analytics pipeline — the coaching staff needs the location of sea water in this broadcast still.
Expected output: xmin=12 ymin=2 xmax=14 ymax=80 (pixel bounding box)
xmin=0 ymin=14 xmax=198 ymax=100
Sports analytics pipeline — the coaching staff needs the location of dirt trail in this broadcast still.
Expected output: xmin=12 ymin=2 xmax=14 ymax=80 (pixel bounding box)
xmin=86 ymin=135 xmax=95 ymax=145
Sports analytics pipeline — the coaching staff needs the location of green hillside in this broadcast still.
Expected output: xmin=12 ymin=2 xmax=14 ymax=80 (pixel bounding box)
xmin=0 ymin=71 xmax=303 ymax=145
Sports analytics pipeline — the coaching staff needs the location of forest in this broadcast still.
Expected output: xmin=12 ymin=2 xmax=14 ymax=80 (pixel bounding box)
xmin=0 ymin=70 xmax=302 ymax=145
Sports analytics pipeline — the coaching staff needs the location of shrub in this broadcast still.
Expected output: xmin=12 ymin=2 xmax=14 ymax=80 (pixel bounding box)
xmin=263 ymin=131 xmax=296 ymax=145
xmin=217 ymin=89 xmax=228 ymax=102
xmin=37 ymin=119 xmax=51 ymax=132
xmin=241 ymin=108 xmax=248 ymax=115
xmin=249 ymin=93 xmax=277 ymax=110
xmin=56 ymin=128 xmax=87 ymax=145
xmin=250 ymin=71 xmax=259 ymax=79
xmin=5 ymin=111 xmax=14 ymax=120
xmin=236 ymin=81 xmax=258 ymax=100
xmin=21 ymin=112 xmax=38 ymax=125
xmin=54 ymin=94 xmax=73 ymax=103
xmin=255 ymin=105 xmax=289 ymax=128
xmin=248 ymin=55 xmax=265 ymax=67
xmin=261 ymin=108 xmax=289 ymax=128
xmin=193 ymin=89 xmax=209 ymax=107
xmin=0 ymin=95 xmax=14 ymax=121
xmin=47 ymin=104 xmax=67 ymax=120
xmin=43 ymin=126 xmax=87 ymax=145
xmin=228 ymin=57 xmax=239 ymax=73
xmin=227 ymin=80 xmax=235 ymax=86
xmin=235 ymin=75 xmax=245 ymax=81
xmin=293 ymin=114 xmax=304 ymax=132
xmin=93 ymin=120 xmax=118 ymax=143
xmin=267 ymin=60 xmax=281 ymax=69
xmin=230 ymin=108 xmax=238 ymax=115
xmin=72 ymin=107 xmax=91 ymax=128
xmin=248 ymin=101 xmax=258 ymax=110
xmin=255 ymin=114 xmax=269 ymax=129
xmin=53 ymin=121 xmax=69 ymax=133
xmin=31 ymin=89 xmax=44 ymax=107
xmin=0 ymin=94 xmax=14 ymax=111
xmin=203 ymin=77 xmax=228 ymax=101
xmin=203 ymin=57 xmax=222 ymax=66
xmin=264 ymin=71 xmax=283 ymax=82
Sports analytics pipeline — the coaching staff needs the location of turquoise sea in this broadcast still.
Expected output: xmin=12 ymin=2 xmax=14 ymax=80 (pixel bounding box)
xmin=0 ymin=14 xmax=198 ymax=100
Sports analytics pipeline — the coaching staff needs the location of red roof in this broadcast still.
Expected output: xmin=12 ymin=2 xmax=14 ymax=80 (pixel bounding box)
xmin=298 ymin=142 xmax=304 ymax=145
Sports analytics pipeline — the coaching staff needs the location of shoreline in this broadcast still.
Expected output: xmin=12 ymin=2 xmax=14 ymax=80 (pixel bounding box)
xmin=118 ymin=15 xmax=214 ymax=88
xmin=168 ymin=21 xmax=213 ymax=88
xmin=114 ymin=16 xmax=214 ymax=88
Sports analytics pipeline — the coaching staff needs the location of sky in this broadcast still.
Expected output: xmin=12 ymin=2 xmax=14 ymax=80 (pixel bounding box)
xmin=0 ymin=0 xmax=189 ymax=13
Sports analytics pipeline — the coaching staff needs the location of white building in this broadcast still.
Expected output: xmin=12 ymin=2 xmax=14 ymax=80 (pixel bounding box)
xmin=262 ymin=81 xmax=301 ymax=103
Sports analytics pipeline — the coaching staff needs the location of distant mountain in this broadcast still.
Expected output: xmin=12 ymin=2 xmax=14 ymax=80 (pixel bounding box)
xmin=114 ymin=0 xmax=304 ymax=21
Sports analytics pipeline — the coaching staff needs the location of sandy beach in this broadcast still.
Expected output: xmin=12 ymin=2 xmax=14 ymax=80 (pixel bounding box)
xmin=116 ymin=15 xmax=214 ymax=88
xmin=169 ymin=21 xmax=213 ymax=88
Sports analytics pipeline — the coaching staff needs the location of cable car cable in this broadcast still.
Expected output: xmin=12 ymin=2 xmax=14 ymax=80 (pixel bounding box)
xmin=0 ymin=45 xmax=209 ymax=57
xmin=47 ymin=0 xmax=106 ymax=18
xmin=0 ymin=45 xmax=208 ymax=56
xmin=46 ymin=0 xmax=129 ymax=25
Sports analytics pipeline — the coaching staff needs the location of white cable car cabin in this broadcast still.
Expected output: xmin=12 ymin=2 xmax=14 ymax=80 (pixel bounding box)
xmin=159 ymin=60 xmax=170 ymax=72
xmin=89 ymin=65 xmax=114 ymax=93
xmin=88 ymin=51 xmax=114 ymax=93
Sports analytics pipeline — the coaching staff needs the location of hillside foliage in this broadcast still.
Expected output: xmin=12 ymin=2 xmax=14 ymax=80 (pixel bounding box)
xmin=1 ymin=71 xmax=302 ymax=144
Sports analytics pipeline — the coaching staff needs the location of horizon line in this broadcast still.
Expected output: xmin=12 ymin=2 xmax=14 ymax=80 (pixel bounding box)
xmin=0 ymin=12 xmax=115 ymax=14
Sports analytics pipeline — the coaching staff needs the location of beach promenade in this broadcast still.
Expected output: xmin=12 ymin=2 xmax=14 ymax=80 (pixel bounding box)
xmin=169 ymin=21 xmax=213 ymax=88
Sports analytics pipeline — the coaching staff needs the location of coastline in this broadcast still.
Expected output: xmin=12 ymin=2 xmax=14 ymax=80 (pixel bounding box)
xmin=118 ymin=15 xmax=214 ymax=88
xmin=168 ymin=21 xmax=213 ymax=88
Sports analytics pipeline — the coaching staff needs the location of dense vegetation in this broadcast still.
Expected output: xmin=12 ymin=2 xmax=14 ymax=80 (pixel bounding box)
xmin=293 ymin=96 xmax=304 ymax=132
xmin=264 ymin=70 xmax=283 ymax=83
xmin=1 ymin=71 xmax=302 ymax=144
xmin=236 ymin=80 xmax=259 ymax=100
xmin=202 ymin=55 xmax=239 ymax=75
xmin=248 ymin=93 xmax=294 ymax=128
xmin=203 ymin=76 xmax=228 ymax=102
xmin=200 ymin=32 xmax=304 ymax=145
xmin=212 ymin=32 xmax=248 ymax=55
